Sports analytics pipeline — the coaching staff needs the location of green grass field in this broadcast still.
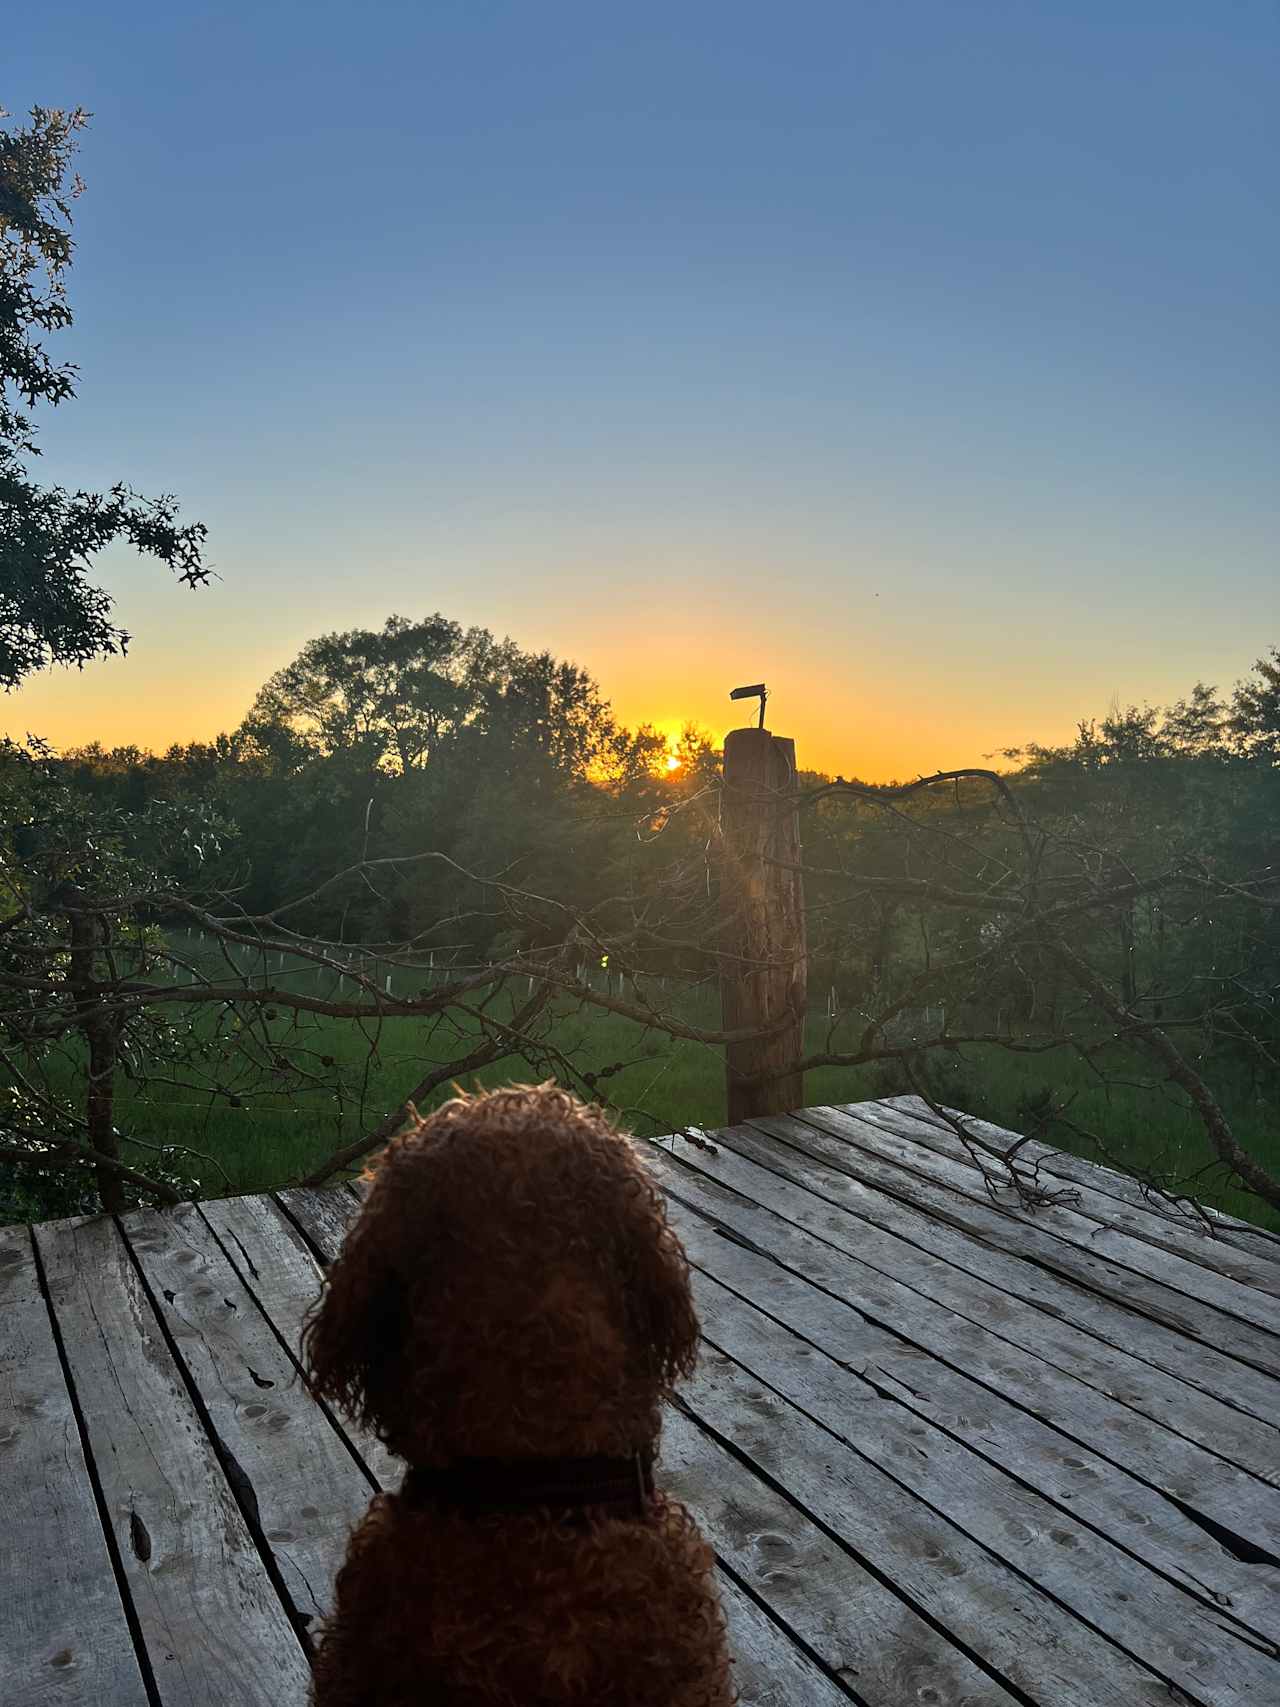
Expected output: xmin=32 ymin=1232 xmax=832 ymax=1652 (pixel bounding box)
xmin=9 ymin=928 xmax=1278 ymax=1230
xmin=86 ymin=988 xmax=1280 ymax=1234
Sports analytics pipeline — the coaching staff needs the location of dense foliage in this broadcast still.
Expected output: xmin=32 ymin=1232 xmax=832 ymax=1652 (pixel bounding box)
xmin=0 ymin=106 xmax=207 ymax=687
xmin=4 ymin=624 xmax=1277 ymax=1224
xmin=41 ymin=635 xmax=1280 ymax=1000
xmin=47 ymin=613 xmax=721 ymax=951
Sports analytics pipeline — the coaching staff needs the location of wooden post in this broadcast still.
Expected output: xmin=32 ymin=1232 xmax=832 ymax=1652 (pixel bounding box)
xmin=719 ymin=725 xmax=807 ymax=1124
xmin=62 ymin=887 xmax=126 ymax=1214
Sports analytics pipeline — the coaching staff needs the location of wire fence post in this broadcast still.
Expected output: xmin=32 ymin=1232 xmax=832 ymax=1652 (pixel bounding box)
xmin=718 ymin=722 xmax=808 ymax=1124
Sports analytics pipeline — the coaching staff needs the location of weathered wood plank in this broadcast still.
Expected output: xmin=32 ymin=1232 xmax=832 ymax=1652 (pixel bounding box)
xmin=33 ymin=1213 xmax=311 ymax=1707
xmin=717 ymin=1576 xmax=856 ymax=1706
xmin=273 ymin=1184 xmax=362 ymax=1266
xmin=795 ymin=1106 xmax=1280 ymax=1358
xmin=0 ymin=1225 xmax=148 ymax=1707
xmin=680 ymin=1348 xmax=1170 ymax=1707
xmin=880 ymin=1096 xmax=1280 ymax=1250
xmin=877 ymin=1097 xmax=1280 ymax=1283
xmin=727 ymin=1115 xmax=1280 ymax=1424
xmin=756 ymin=1108 xmax=1280 ymax=1391
xmin=646 ymin=1144 xmax=1280 ymax=1557
xmin=121 ymin=1200 xmax=378 ymax=1633
xmin=689 ymin=1263 xmax=1278 ymax=1702
xmin=667 ymin=1124 xmax=1280 ymax=1485
xmin=662 ymin=1406 xmax=1014 ymax=1705
xmin=200 ymin=1192 xmax=400 ymax=1489
xmin=671 ymin=1198 xmax=1280 ymax=1647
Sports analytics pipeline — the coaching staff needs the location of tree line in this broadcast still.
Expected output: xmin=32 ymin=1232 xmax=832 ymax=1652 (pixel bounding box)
xmin=3 ymin=626 xmax=1278 ymax=1225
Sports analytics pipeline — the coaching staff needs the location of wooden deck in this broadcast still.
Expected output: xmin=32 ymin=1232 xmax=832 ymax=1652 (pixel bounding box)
xmin=4 ymin=1095 xmax=1280 ymax=1706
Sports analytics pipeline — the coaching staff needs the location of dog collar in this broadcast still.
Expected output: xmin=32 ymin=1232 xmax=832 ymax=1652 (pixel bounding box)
xmin=399 ymin=1450 xmax=656 ymax=1520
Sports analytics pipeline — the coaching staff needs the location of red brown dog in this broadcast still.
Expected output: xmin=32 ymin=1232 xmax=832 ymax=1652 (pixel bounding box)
xmin=304 ymin=1083 xmax=735 ymax=1706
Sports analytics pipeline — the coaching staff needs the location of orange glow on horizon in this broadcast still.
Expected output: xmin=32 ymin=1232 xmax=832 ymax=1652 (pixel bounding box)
xmin=0 ymin=669 xmax=1036 ymax=786
xmin=2 ymin=623 xmax=1103 ymax=787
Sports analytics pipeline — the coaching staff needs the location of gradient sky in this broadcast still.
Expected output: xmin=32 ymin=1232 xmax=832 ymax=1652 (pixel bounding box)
xmin=5 ymin=1 xmax=1277 ymax=779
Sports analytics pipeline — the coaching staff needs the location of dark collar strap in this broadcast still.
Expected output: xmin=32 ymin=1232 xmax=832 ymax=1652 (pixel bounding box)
xmin=400 ymin=1450 xmax=655 ymax=1520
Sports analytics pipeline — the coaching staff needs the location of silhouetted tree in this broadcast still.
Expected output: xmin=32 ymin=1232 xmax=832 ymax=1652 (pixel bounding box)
xmin=0 ymin=106 xmax=208 ymax=687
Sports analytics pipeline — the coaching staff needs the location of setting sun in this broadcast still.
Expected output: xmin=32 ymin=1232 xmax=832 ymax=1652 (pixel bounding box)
xmin=664 ymin=754 xmax=681 ymax=772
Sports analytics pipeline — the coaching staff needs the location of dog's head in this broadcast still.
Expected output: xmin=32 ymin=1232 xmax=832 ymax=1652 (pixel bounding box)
xmin=303 ymin=1084 xmax=699 ymax=1464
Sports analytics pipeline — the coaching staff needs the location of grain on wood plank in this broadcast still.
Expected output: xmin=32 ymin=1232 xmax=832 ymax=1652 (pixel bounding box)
xmin=726 ymin=1115 xmax=1280 ymax=1426
xmin=794 ymin=1106 xmax=1280 ymax=1362
xmin=878 ymin=1097 xmax=1280 ymax=1282
xmin=33 ymin=1213 xmax=311 ymax=1707
xmin=717 ymin=1575 xmax=857 ymax=1706
xmin=200 ymin=1193 xmax=400 ymax=1489
xmin=882 ymin=1095 xmax=1280 ymax=1251
xmin=672 ymin=1198 xmax=1280 ymax=1648
xmin=662 ymin=1406 xmax=1014 ymax=1705
xmin=0 ymin=1226 xmax=148 ymax=1707
xmin=681 ymin=1348 xmax=1172 ymax=1707
xmin=122 ymin=1201 xmax=377 ymax=1630
xmin=647 ymin=1143 xmax=1280 ymax=1559
xmin=669 ymin=1123 xmax=1280 ymax=1488
xmin=273 ymin=1185 xmax=361 ymax=1266
xmin=689 ymin=1262 xmax=1278 ymax=1704
xmin=759 ymin=1108 xmax=1280 ymax=1394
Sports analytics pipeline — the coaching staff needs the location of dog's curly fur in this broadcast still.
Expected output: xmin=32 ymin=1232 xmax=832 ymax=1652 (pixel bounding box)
xmin=303 ymin=1084 xmax=735 ymax=1706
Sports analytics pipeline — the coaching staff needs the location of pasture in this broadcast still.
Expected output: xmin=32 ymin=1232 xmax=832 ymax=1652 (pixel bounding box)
xmin=64 ymin=931 xmax=1280 ymax=1233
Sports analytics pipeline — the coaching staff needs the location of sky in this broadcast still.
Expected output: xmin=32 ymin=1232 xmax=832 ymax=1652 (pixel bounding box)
xmin=4 ymin=1 xmax=1277 ymax=780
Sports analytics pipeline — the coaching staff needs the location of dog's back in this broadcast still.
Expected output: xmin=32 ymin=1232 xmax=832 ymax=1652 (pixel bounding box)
xmin=312 ymin=1491 xmax=734 ymax=1705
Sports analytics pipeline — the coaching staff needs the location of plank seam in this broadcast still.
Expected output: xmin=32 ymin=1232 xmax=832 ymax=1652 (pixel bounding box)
xmin=661 ymin=1131 xmax=1280 ymax=1473
xmin=667 ymin=1392 xmax=1048 ymax=1707
xmin=880 ymin=1101 xmax=1280 ymax=1263
xmin=658 ymin=1170 xmax=1280 ymax=1552
xmin=687 ymin=1338 xmax=1221 ymax=1707
xmin=711 ymin=1555 xmax=868 ymax=1706
xmin=113 ymin=1213 xmax=318 ymax=1661
xmin=196 ymin=1201 xmax=381 ymax=1493
xmin=833 ymin=1104 xmax=1280 ymax=1313
xmin=271 ymin=1188 xmax=341 ymax=1266
xmin=773 ymin=1111 xmax=1280 ymax=1379
xmin=28 ymin=1224 xmax=164 ymax=1707
xmin=685 ymin=1245 xmax=1280 ymax=1653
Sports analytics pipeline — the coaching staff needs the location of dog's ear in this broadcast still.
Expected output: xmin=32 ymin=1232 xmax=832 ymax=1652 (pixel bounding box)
xmin=628 ymin=1206 xmax=701 ymax=1387
xmin=302 ymin=1204 xmax=406 ymax=1436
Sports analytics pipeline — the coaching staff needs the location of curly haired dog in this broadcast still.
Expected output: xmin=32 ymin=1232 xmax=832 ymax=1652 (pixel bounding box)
xmin=303 ymin=1083 xmax=735 ymax=1707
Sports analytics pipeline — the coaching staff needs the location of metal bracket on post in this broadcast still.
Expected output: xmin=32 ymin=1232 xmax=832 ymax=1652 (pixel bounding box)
xmin=729 ymin=682 xmax=768 ymax=730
